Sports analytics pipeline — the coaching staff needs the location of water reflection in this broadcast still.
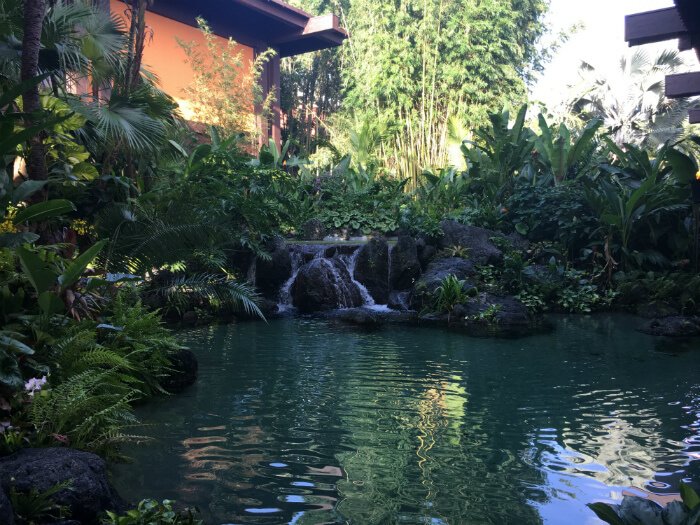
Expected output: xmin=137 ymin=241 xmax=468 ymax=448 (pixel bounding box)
xmin=112 ymin=315 xmax=700 ymax=524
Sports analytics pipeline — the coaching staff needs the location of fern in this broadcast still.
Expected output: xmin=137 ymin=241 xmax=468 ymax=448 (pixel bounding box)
xmin=29 ymin=369 xmax=140 ymax=456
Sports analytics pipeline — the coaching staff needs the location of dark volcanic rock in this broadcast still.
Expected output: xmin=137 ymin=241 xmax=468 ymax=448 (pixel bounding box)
xmin=161 ymin=348 xmax=198 ymax=393
xmin=0 ymin=488 xmax=13 ymax=525
xmin=410 ymin=257 xmax=476 ymax=309
xmin=635 ymin=302 xmax=679 ymax=319
xmin=416 ymin=237 xmax=438 ymax=270
xmin=638 ymin=316 xmax=700 ymax=337
xmin=181 ymin=310 xmax=198 ymax=326
xmin=326 ymin=308 xmax=419 ymax=327
xmin=388 ymin=291 xmax=412 ymax=311
xmin=0 ymin=448 xmax=124 ymax=523
xmin=419 ymin=294 xmax=550 ymax=338
xmin=301 ymin=219 xmax=326 ymax=241
xmin=439 ymin=220 xmax=503 ymax=265
xmin=292 ymin=258 xmax=362 ymax=313
xmin=390 ymin=236 xmax=421 ymax=290
xmin=354 ymin=239 xmax=390 ymax=304
xmin=255 ymin=245 xmax=292 ymax=300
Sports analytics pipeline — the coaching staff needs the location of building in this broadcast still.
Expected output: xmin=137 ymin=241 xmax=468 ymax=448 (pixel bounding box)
xmin=625 ymin=0 xmax=700 ymax=123
xmin=107 ymin=0 xmax=347 ymax=146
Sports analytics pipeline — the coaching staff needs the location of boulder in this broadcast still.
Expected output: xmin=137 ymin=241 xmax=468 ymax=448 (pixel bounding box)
xmin=390 ymin=236 xmax=421 ymax=291
xmin=292 ymin=258 xmax=362 ymax=313
xmin=181 ymin=310 xmax=198 ymax=326
xmin=416 ymin=237 xmax=438 ymax=270
xmin=0 ymin=448 xmax=124 ymax=523
xmin=301 ymin=219 xmax=326 ymax=241
xmin=635 ymin=302 xmax=679 ymax=319
xmin=388 ymin=291 xmax=411 ymax=311
xmin=638 ymin=316 xmax=700 ymax=337
xmin=410 ymin=257 xmax=476 ymax=309
xmin=0 ymin=488 xmax=13 ymax=525
xmin=161 ymin=348 xmax=198 ymax=393
xmin=439 ymin=220 xmax=503 ymax=265
xmin=331 ymin=308 xmax=384 ymax=329
xmin=255 ymin=245 xmax=292 ymax=300
xmin=354 ymin=240 xmax=390 ymax=304
xmin=419 ymin=294 xmax=550 ymax=338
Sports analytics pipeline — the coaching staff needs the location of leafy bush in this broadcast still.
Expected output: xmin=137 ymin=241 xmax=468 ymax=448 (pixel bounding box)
xmin=432 ymin=275 xmax=474 ymax=319
xmin=507 ymin=180 xmax=597 ymax=257
xmin=104 ymin=499 xmax=203 ymax=525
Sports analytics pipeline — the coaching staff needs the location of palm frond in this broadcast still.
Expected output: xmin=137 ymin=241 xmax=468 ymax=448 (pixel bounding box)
xmin=146 ymin=273 xmax=264 ymax=319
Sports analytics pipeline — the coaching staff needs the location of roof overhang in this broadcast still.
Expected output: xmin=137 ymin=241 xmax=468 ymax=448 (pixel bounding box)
xmin=140 ymin=0 xmax=347 ymax=57
xmin=625 ymin=0 xmax=700 ymax=123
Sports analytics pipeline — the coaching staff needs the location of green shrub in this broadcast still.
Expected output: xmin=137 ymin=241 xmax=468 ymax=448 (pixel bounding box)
xmin=432 ymin=275 xmax=473 ymax=320
xmin=104 ymin=499 xmax=203 ymax=525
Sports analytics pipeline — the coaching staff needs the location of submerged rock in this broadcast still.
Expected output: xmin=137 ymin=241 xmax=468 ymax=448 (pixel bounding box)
xmin=410 ymin=257 xmax=476 ymax=309
xmin=292 ymin=258 xmax=363 ymax=313
xmin=439 ymin=220 xmax=503 ymax=265
xmin=354 ymin=239 xmax=390 ymax=304
xmin=390 ymin=236 xmax=421 ymax=290
xmin=327 ymin=307 xmax=419 ymax=327
xmin=162 ymin=348 xmax=198 ymax=393
xmin=0 ymin=448 xmax=124 ymax=523
xmin=638 ymin=316 xmax=700 ymax=337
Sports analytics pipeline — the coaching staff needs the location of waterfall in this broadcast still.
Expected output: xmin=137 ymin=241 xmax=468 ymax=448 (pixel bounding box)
xmin=277 ymin=248 xmax=308 ymax=311
xmin=340 ymin=248 xmax=375 ymax=307
xmin=387 ymin=243 xmax=393 ymax=293
xmin=277 ymin=243 xmax=390 ymax=312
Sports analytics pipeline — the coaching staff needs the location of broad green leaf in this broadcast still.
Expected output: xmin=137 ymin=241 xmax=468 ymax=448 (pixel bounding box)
xmin=58 ymin=239 xmax=107 ymax=291
xmin=0 ymin=335 xmax=34 ymax=355
xmin=13 ymin=199 xmax=76 ymax=224
xmin=16 ymin=246 xmax=57 ymax=294
xmin=11 ymin=180 xmax=47 ymax=204
xmin=587 ymin=503 xmax=625 ymax=525
xmin=71 ymin=161 xmax=99 ymax=181
xmin=0 ymin=232 xmax=39 ymax=248
xmin=667 ymin=149 xmax=698 ymax=185
xmin=169 ymin=139 xmax=188 ymax=158
xmin=681 ymin=483 xmax=700 ymax=510
xmin=38 ymin=291 xmax=65 ymax=315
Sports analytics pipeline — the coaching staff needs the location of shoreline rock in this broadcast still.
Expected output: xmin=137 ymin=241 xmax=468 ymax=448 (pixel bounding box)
xmin=0 ymin=448 xmax=125 ymax=524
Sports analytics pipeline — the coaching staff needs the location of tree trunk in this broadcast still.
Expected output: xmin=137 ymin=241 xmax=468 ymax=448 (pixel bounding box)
xmin=21 ymin=0 xmax=48 ymax=182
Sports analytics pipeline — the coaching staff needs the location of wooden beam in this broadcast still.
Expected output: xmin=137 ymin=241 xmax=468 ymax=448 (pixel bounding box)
xmin=625 ymin=7 xmax=688 ymax=46
xmin=690 ymin=109 xmax=700 ymax=124
xmin=666 ymin=71 xmax=700 ymax=98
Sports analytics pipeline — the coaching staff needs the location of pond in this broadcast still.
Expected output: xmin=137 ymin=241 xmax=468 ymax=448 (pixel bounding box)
xmin=112 ymin=315 xmax=700 ymax=524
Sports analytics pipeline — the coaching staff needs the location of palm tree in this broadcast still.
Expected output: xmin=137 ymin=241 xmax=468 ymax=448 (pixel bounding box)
xmin=568 ymin=49 xmax=694 ymax=149
xmin=20 ymin=0 xmax=48 ymax=181
xmin=2 ymin=0 xmax=178 ymax=180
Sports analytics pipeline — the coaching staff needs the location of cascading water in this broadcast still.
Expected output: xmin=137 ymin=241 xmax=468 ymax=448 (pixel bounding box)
xmin=277 ymin=243 xmax=388 ymax=312
xmin=277 ymin=249 xmax=304 ymax=312
xmin=339 ymin=248 xmax=375 ymax=307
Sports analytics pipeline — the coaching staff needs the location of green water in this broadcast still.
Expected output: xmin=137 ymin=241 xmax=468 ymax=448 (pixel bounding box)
xmin=112 ymin=315 xmax=700 ymax=524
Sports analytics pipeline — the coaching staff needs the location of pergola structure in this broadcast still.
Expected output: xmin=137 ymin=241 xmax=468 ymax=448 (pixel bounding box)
xmin=625 ymin=0 xmax=700 ymax=123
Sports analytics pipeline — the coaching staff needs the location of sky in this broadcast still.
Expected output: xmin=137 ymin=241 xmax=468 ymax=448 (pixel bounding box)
xmin=530 ymin=0 xmax=696 ymax=107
